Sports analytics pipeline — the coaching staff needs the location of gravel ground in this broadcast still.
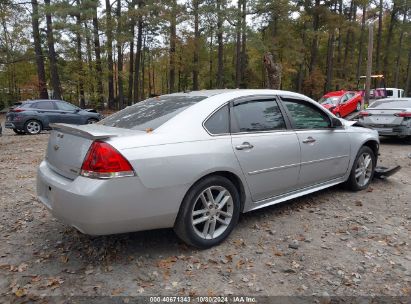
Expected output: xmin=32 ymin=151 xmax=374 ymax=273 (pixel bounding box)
xmin=0 ymin=116 xmax=410 ymax=302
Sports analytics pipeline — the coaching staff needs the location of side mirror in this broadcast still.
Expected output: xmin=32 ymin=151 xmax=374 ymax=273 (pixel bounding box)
xmin=331 ymin=117 xmax=343 ymax=128
xmin=74 ymin=108 xmax=81 ymax=113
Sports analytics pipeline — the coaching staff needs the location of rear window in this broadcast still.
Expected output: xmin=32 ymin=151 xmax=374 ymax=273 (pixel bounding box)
xmin=99 ymin=95 xmax=206 ymax=130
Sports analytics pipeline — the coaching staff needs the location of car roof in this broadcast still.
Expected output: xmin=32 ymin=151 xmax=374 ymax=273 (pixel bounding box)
xmin=162 ymin=89 xmax=312 ymax=100
xmin=23 ymin=99 xmax=64 ymax=103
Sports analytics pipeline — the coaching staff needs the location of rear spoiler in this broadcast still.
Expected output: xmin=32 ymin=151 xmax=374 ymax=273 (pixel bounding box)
xmin=50 ymin=123 xmax=118 ymax=140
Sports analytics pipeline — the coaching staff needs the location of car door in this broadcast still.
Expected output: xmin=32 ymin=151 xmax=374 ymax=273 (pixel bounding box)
xmin=338 ymin=93 xmax=352 ymax=117
xmin=30 ymin=100 xmax=59 ymax=124
xmin=230 ymin=97 xmax=301 ymax=202
xmin=54 ymin=101 xmax=83 ymax=124
xmin=280 ymin=97 xmax=350 ymax=188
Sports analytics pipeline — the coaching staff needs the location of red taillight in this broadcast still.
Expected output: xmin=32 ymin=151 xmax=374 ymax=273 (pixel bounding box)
xmin=80 ymin=141 xmax=135 ymax=179
xmin=359 ymin=111 xmax=371 ymax=117
xmin=394 ymin=112 xmax=411 ymax=118
xmin=11 ymin=108 xmax=25 ymax=112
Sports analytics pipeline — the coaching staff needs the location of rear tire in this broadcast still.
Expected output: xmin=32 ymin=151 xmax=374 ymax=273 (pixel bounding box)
xmin=345 ymin=146 xmax=376 ymax=191
xmin=356 ymin=102 xmax=361 ymax=111
xmin=174 ymin=175 xmax=240 ymax=249
xmin=13 ymin=129 xmax=25 ymax=135
xmin=24 ymin=120 xmax=42 ymax=135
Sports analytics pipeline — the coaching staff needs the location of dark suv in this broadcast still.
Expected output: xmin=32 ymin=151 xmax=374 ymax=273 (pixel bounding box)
xmin=5 ymin=100 xmax=102 ymax=135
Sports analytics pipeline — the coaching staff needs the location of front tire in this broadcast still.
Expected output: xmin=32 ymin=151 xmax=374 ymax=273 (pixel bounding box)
xmin=174 ymin=175 xmax=240 ymax=249
xmin=335 ymin=113 xmax=341 ymax=118
xmin=356 ymin=102 xmax=361 ymax=112
xmin=24 ymin=120 xmax=42 ymax=135
xmin=87 ymin=118 xmax=99 ymax=124
xmin=346 ymin=146 xmax=376 ymax=191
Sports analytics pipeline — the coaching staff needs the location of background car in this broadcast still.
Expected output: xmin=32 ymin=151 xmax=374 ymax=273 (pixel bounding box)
xmin=358 ymin=98 xmax=411 ymax=139
xmin=5 ymin=99 xmax=102 ymax=135
xmin=37 ymin=90 xmax=379 ymax=248
xmin=319 ymin=90 xmax=362 ymax=117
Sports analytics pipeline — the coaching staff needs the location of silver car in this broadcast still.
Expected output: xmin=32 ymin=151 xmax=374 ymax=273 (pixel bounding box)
xmin=359 ymin=98 xmax=411 ymax=138
xmin=37 ymin=90 xmax=379 ymax=248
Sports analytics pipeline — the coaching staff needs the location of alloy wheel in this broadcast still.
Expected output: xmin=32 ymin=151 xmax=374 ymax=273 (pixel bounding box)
xmin=355 ymin=152 xmax=373 ymax=187
xmin=191 ymin=186 xmax=234 ymax=240
xmin=26 ymin=121 xmax=41 ymax=134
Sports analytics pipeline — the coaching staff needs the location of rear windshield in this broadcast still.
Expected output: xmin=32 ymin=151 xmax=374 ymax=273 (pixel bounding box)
xmin=99 ymin=95 xmax=206 ymax=130
xmin=369 ymin=100 xmax=411 ymax=109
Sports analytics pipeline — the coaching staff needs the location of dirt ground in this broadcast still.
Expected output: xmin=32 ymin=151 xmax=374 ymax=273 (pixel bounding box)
xmin=0 ymin=115 xmax=410 ymax=302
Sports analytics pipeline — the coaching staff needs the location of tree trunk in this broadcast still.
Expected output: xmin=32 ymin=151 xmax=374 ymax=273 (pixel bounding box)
xmin=376 ymin=0 xmax=383 ymax=73
xmin=31 ymin=0 xmax=48 ymax=99
xmin=342 ymin=0 xmax=354 ymax=78
xmin=308 ymin=0 xmax=320 ymax=74
xmin=216 ymin=0 xmax=224 ymax=88
xmin=356 ymin=5 xmax=366 ymax=81
xmin=169 ymin=0 xmax=177 ymax=93
xmin=105 ymin=0 xmax=115 ymax=109
xmin=75 ymin=0 xmax=85 ymax=108
xmin=325 ymin=31 xmax=334 ymax=92
xmin=240 ymin=0 xmax=247 ymax=88
xmin=92 ymin=1 xmax=104 ymax=109
xmin=127 ymin=8 xmax=134 ymax=106
xmin=235 ymin=0 xmax=241 ymax=88
xmin=192 ymin=0 xmax=200 ymax=90
xmin=263 ymin=52 xmax=281 ymax=90
xmin=209 ymin=29 xmax=213 ymax=89
xmin=141 ymin=32 xmax=146 ymax=100
xmin=133 ymin=0 xmax=143 ymax=102
xmin=405 ymin=49 xmax=411 ymax=97
xmin=383 ymin=2 xmax=398 ymax=79
xmin=84 ymin=21 xmax=94 ymax=100
xmin=44 ymin=0 xmax=62 ymax=100
xmin=336 ymin=0 xmax=342 ymax=78
xmin=116 ymin=0 xmax=124 ymax=109
xmin=393 ymin=10 xmax=407 ymax=88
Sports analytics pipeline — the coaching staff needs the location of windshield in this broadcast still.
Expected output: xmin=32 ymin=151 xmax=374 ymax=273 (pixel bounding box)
xmin=319 ymin=96 xmax=340 ymax=105
xmin=99 ymin=95 xmax=206 ymax=130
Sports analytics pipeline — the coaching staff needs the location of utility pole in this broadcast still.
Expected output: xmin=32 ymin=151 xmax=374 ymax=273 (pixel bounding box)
xmin=364 ymin=19 xmax=377 ymax=110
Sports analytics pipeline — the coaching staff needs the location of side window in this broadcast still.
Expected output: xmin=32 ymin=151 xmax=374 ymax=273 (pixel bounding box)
xmin=282 ymin=98 xmax=330 ymax=129
xmin=232 ymin=99 xmax=286 ymax=133
xmin=31 ymin=101 xmax=55 ymax=110
xmin=204 ymin=105 xmax=229 ymax=135
xmin=55 ymin=102 xmax=77 ymax=111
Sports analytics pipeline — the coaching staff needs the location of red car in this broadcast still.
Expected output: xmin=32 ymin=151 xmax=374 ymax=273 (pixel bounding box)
xmin=319 ymin=90 xmax=363 ymax=118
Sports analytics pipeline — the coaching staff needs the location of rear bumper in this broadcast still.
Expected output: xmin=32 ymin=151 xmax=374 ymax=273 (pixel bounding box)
xmin=373 ymin=126 xmax=411 ymax=137
xmin=36 ymin=160 xmax=184 ymax=235
xmin=5 ymin=121 xmax=24 ymax=129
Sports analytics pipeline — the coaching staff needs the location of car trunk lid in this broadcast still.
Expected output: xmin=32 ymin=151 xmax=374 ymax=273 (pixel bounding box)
xmin=46 ymin=123 xmax=139 ymax=180
xmin=363 ymin=108 xmax=407 ymax=125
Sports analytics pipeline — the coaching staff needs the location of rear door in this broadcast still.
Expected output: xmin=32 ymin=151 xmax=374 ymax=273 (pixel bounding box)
xmin=30 ymin=101 xmax=59 ymax=123
xmin=280 ymin=97 xmax=350 ymax=188
xmin=230 ymin=97 xmax=301 ymax=202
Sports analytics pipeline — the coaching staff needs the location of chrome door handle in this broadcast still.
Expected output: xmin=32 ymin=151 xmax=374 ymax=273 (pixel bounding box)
xmin=302 ymin=136 xmax=316 ymax=144
xmin=235 ymin=142 xmax=254 ymax=150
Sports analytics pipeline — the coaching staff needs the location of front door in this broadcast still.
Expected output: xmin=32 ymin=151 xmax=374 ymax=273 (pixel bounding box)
xmin=230 ymin=97 xmax=301 ymax=202
xmin=54 ymin=101 xmax=83 ymax=124
xmin=281 ymin=97 xmax=350 ymax=188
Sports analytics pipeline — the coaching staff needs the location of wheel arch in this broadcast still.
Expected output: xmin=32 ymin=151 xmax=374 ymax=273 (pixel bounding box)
xmin=362 ymin=140 xmax=379 ymax=161
xmin=185 ymin=170 xmax=247 ymax=213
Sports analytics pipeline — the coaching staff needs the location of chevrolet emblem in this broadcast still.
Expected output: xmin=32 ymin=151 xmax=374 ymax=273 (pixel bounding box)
xmin=54 ymin=145 xmax=59 ymax=151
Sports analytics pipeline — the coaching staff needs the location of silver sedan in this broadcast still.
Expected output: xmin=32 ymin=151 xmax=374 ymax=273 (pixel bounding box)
xmin=37 ymin=90 xmax=379 ymax=248
xmin=359 ymin=98 xmax=411 ymax=139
